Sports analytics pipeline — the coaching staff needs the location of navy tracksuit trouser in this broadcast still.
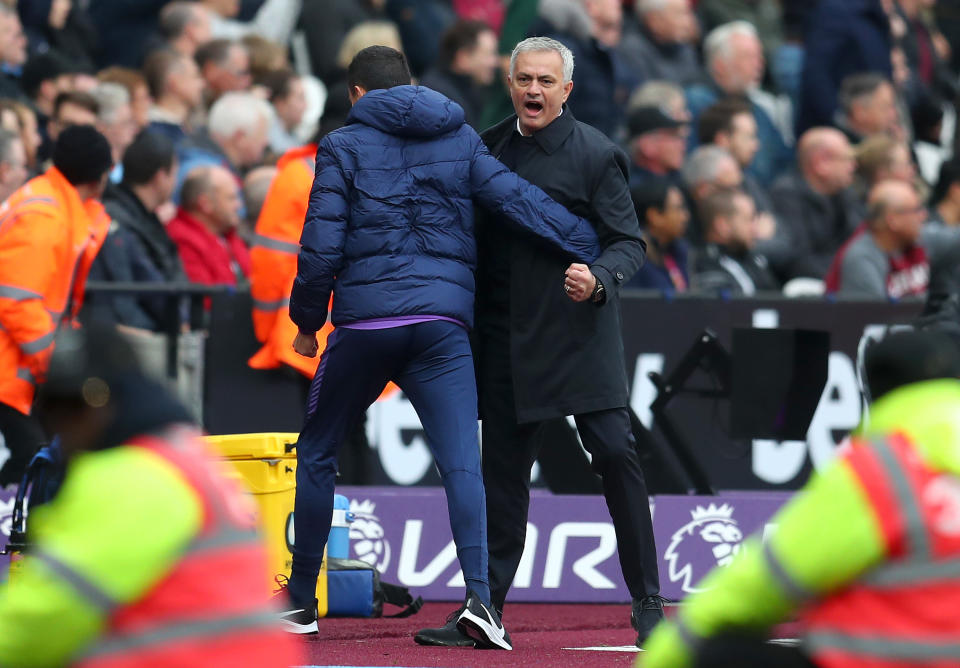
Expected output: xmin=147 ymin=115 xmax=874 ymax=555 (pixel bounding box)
xmin=288 ymin=320 xmax=489 ymax=605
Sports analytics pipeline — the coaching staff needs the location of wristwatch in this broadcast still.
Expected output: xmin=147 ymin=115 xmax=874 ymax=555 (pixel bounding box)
xmin=591 ymin=278 xmax=606 ymax=304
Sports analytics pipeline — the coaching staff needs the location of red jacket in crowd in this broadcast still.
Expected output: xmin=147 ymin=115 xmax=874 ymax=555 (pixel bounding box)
xmin=166 ymin=208 xmax=250 ymax=286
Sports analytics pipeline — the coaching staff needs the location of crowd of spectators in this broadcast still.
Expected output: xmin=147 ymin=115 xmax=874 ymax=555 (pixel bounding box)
xmin=2 ymin=0 xmax=960 ymax=336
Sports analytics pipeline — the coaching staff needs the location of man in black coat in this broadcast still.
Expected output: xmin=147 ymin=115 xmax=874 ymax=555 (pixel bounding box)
xmin=415 ymin=36 xmax=663 ymax=649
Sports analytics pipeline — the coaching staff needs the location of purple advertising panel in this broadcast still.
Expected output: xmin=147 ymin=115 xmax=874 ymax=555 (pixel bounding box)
xmin=0 ymin=487 xmax=14 ymax=583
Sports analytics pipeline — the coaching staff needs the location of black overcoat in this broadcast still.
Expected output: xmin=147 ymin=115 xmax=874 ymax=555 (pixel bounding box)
xmin=476 ymin=107 xmax=646 ymax=423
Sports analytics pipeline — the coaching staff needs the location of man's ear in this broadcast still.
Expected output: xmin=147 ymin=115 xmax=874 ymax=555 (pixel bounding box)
xmin=561 ymin=80 xmax=573 ymax=104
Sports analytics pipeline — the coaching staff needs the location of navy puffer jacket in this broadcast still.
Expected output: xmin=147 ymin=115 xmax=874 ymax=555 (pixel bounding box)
xmin=290 ymin=85 xmax=601 ymax=332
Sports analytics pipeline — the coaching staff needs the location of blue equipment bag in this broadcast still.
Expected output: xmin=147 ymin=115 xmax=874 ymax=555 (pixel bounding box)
xmin=325 ymin=557 xmax=422 ymax=618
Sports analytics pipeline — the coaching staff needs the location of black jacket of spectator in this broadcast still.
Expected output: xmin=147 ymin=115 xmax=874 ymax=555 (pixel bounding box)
xmin=385 ymin=0 xmax=454 ymax=77
xmin=18 ymin=0 xmax=97 ymax=71
xmin=420 ymin=67 xmax=485 ymax=129
xmin=0 ymin=72 xmax=28 ymax=104
xmin=692 ymin=243 xmax=780 ymax=295
xmin=769 ymin=169 xmax=865 ymax=280
xmin=476 ymin=106 xmax=646 ymax=422
xmin=618 ymin=22 xmax=703 ymax=89
xmin=88 ymin=0 xmax=168 ymax=68
xmin=797 ymin=0 xmax=892 ymax=134
xmin=299 ymin=0 xmax=376 ymax=88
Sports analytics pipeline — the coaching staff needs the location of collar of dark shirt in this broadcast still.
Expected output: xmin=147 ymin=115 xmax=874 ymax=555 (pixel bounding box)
xmin=513 ymin=104 xmax=576 ymax=155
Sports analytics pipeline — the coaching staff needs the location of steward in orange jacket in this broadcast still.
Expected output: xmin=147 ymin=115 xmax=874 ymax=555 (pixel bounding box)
xmin=0 ymin=126 xmax=113 ymax=486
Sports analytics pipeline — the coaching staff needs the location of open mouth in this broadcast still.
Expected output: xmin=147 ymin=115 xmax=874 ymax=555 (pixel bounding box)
xmin=524 ymin=100 xmax=544 ymax=114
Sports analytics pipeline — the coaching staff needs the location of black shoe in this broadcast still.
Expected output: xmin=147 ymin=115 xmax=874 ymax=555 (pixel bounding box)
xmin=457 ymin=591 xmax=513 ymax=650
xmin=632 ymin=595 xmax=667 ymax=647
xmin=414 ymin=604 xmax=476 ymax=647
xmin=271 ymin=575 xmax=318 ymax=635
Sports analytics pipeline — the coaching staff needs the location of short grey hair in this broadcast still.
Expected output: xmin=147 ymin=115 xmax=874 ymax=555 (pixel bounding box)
xmin=703 ymin=20 xmax=758 ymax=68
xmin=628 ymin=80 xmax=684 ymax=113
xmin=635 ymin=0 xmax=673 ymax=15
xmin=682 ymin=145 xmax=736 ymax=189
xmin=208 ymin=91 xmax=274 ymax=139
xmin=91 ymin=82 xmax=130 ymax=125
xmin=510 ymin=36 xmax=574 ymax=84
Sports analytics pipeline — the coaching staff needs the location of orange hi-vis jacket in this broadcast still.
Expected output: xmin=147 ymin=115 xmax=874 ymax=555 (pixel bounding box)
xmin=73 ymin=426 xmax=301 ymax=668
xmin=248 ymin=144 xmax=331 ymax=378
xmin=801 ymin=431 xmax=960 ymax=668
xmin=0 ymin=167 xmax=108 ymax=414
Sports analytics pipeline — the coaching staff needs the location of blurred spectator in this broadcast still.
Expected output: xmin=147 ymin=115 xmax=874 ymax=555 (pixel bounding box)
xmin=0 ymin=3 xmax=29 ymax=101
xmin=539 ymin=0 xmax=637 ymax=140
xmin=298 ymin=0 xmax=379 ymax=88
xmin=196 ymin=38 xmax=252 ymax=104
xmin=0 ymin=99 xmax=40 ymax=173
xmin=324 ymin=20 xmax=404 ymax=121
xmin=770 ymin=127 xmax=862 ymax=279
xmin=242 ymin=164 xmax=275 ymax=234
xmin=98 ymin=66 xmax=152 ymax=130
xmin=628 ymin=79 xmax=690 ymax=122
xmin=0 ymin=127 xmax=28 ymax=202
xmin=626 ymin=105 xmax=688 ymax=187
xmin=681 ymin=144 xmax=742 ymax=244
xmin=91 ymin=82 xmax=137 ymax=179
xmin=20 ymin=49 xmax=74 ymax=127
xmin=144 ymin=48 xmax=205 ymax=144
xmin=692 ymin=187 xmax=779 ymax=295
xmin=835 ymin=72 xmax=903 ymax=143
xmin=619 ymin=0 xmax=703 ymax=87
xmin=687 ymin=21 xmax=792 ymax=187
xmin=44 ymin=90 xmax=99 ymax=165
xmin=264 ymin=68 xmax=307 ymax=153
xmin=896 ymin=0 xmax=957 ymax=101
xmin=931 ymin=158 xmax=960 ymax=226
xmin=385 ymin=0 xmax=455 ymax=77
xmin=827 ymin=179 xmax=960 ymax=298
xmin=697 ymin=0 xmax=783 ymax=64
xmin=175 ymin=90 xmax=272 ymax=197
xmin=243 ymin=33 xmax=289 ymax=85
xmin=84 ymin=130 xmax=185 ymax=332
xmin=167 ymin=164 xmax=250 ymax=286
xmin=87 ymin=0 xmax=169 ymax=68
xmin=17 ymin=0 xmax=97 ymax=70
xmin=625 ymin=180 xmax=690 ymax=292
xmin=797 ymin=0 xmax=892 ymax=134
xmin=911 ymin=92 xmax=950 ymax=185
xmin=420 ymin=19 xmax=498 ymax=129
xmin=202 ymin=0 xmax=302 ymax=46
xmin=855 ymin=134 xmax=918 ymax=198
xmin=158 ymin=1 xmax=212 ymax=59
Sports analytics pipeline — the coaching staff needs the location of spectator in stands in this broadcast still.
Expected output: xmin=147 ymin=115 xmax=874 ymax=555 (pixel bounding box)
xmin=195 ymin=38 xmax=252 ymax=104
xmin=835 ymin=73 xmax=903 ymax=144
xmin=693 ymin=188 xmax=779 ymax=295
xmin=619 ymin=0 xmax=703 ymax=87
xmin=797 ymin=0 xmax=892 ymax=134
xmin=98 ymin=67 xmax=153 ymax=131
xmin=175 ymin=90 xmax=272 ymax=197
xmin=385 ymin=0 xmax=455 ymax=77
xmin=325 ymin=21 xmax=405 ymax=115
xmin=770 ymin=127 xmax=862 ymax=280
xmin=158 ymin=1 xmax=213 ymax=59
xmin=44 ymin=90 xmax=98 ymax=165
xmin=697 ymin=0 xmax=784 ymax=64
xmin=202 ymin=0 xmax=302 ymax=46
xmin=87 ymin=0 xmax=169 ymax=68
xmin=19 ymin=50 xmax=74 ymax=137
xmin=896 ymin=0 xmax=957 ymax=102
xmin=912 ymin=92 xmax=949 ymax=187
xmin=299 ymin=0 xmax=379 ymax=88
xmin=144 ymin=49 xmax=205 ymax=144
xmin=626 ymin=105 xmax=688 ymax=188
xmin=91 ymin=83 xmax=137 ymax=180
xmin=167 ymin=164 xmax=250 ymax=286
xmin=681 ymin=145 xmax=742 ymax=244
xmin=17 ymin=0 xmax=97 ymax=70
xmin=626 ymin=180 xmax=690 ymax=293
xmin=687 ymin=21 xmax=792 ymax=187
xmin=243 ymin=34 xmax=290 ymax=86
xmin=264 ymin=68 xmax=307 ymax=154
xmin=84 ymin=130 xmax=185 ymax=332
xmin=420 ymin=20 xmax=499 ymax=129
xmin=854 ymin=134 xmax=918 ymax=202
xmin=827 ymin=180 xmax=960 ymax=298
xmin=0 ymin=99 xmax=38 ymax=175
xmin=932 ymin=158 xmax=960 ymax=226
xmin=241 ymin=165 xmax=275 ymax=234
xmin=0 ymin=4 xmax=28 ymax=102
xmin=0 ymin=125 xmax=112 ymax=487
xmin=627 ymin=79 xmax=691 ymax=123
xmin=0 ymin=127 xmax=28 ymax=202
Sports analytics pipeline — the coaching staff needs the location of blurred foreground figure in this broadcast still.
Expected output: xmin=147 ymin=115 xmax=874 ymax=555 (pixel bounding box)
xmin=0 ymin=323 xmax=301 ymax=667
xmin=640 ymin=329 xmax=960 ymax=668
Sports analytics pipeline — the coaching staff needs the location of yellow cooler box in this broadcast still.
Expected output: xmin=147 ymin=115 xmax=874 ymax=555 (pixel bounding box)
xmin=204 ymin=432 xmax=327 ymax=616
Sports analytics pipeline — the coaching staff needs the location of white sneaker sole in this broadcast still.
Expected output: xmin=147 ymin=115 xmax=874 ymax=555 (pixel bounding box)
xmin=457 ymin=610 xmax=512 ymax=650
xmin=280 ymin=618 xmax=318 ymax=634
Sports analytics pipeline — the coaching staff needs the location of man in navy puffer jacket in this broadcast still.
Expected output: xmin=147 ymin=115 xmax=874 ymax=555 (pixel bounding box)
xmin=279 ymin=46 xmax=601 ymax=649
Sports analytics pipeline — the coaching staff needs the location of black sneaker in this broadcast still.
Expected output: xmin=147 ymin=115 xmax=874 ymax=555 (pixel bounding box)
xmin=456 ymin=591 xmax=512 ymax=650
xmin=632 ymin=595 xmax=667 ymax=647
xmin=271 ymin=575 xmax=318 ymax=635
xmin=414 ymin=604 xmax=476 ymax=647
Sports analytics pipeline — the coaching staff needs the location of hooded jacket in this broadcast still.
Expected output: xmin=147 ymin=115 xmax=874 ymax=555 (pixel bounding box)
xmin=290 ymin=85 xmax=600 ymax=333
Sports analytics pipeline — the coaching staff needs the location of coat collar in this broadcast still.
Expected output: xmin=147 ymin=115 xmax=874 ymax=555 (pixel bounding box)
xmin=486 ymin=104 xmax=576 ymax=157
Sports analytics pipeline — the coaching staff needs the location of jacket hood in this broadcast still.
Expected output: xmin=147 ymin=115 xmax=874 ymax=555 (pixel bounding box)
xmin=347 ymin=85 xmax=465 ymax=138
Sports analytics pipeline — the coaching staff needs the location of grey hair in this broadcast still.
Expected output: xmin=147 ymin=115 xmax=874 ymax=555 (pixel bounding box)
xmin=682 ymin=145 xmax=736 ymax=189
xmin=510 ymin=36 xmax=574 ymax=84
xmin=208 ymin=91 xmax=274 ymax=139
xmin=91 ymin=82 xmax=131 ymax=125
xmin=635 ymin=0 xmax=672 ymax=15
xmin=703 ymin=20 xmax=758 ymax=68
xmin=628 ymin=80 xmax=684 ymax=113
xmin=0 ymin=128 xmax=20 ymax=164
xmin=839 ymin=72 xmax=889 ymax=115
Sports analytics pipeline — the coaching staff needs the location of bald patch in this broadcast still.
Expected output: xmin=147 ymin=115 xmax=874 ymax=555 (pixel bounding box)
xmin=798 ymin=127 xmax=848 ymax=166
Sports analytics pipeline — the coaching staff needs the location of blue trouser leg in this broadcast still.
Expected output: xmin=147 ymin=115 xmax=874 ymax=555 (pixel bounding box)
xmin=396 ymin=321 xmax=489 ymax=606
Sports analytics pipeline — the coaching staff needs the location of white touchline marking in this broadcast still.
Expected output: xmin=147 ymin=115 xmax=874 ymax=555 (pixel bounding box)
xmin=563 ymin=646 xmax=641 ymax=652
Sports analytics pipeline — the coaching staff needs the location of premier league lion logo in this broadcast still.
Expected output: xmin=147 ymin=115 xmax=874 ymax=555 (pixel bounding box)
xmin=664 ymin=503 xmax=743 ymax=594
xmin=349 ymin=499 xmax=391 ymax=571
xmin=0 ymin=493 xmax=15 ymax=540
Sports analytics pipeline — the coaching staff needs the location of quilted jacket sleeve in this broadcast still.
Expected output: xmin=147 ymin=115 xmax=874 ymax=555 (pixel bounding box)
xmin=289 ymin=137 xmax=349 ymax=334
xmin=467 ymin=132 xmax=601 ymax=264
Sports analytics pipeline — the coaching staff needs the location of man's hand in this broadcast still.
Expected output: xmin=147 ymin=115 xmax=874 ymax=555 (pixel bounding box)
xmin=564 ymin=263 xmax=597 ymax=302
xmin=293 ymin=331 xmax=319 ymax=357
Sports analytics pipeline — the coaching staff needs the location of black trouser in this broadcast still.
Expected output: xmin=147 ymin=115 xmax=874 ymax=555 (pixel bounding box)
xmin=478 ymin=321 xmax=660 ymax=610
xmin=0 ymin=402 xmax=46 ymax=487
xmin=696 ymin=635 xmax=817 ymax=668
